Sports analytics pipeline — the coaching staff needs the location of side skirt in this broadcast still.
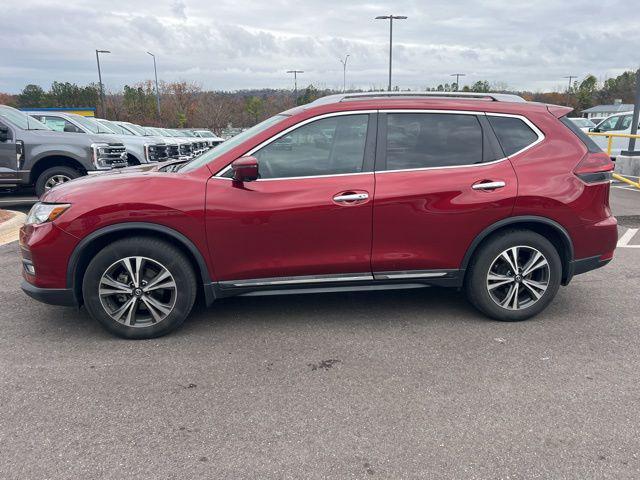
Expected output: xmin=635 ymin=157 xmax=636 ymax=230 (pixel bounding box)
xmin=211 ymin=270 xmax=463 ymax=300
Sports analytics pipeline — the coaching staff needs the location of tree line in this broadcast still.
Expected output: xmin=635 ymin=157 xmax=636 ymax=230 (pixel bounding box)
xmin=0 ymin=71 xmax=636 ymax=133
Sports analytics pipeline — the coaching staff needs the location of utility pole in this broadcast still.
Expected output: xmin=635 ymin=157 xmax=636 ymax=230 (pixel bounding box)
xmin=339 ymin=54 xmax=350 ymax=93
xmin=95 ymin=49 xmax=110 ymax=117
xmin=375 ymin=15 xmax=407 ymax=91
xmin=450 ymin=73 xmax=466 ymax=91
xmin=623 ymin=68 xmax=640 ymax=155
xmin=286 ymin=70 xmax=304 ymax=104
xmin=147 ymin=52 xmax=161 ymax=118
xmin=564 ymin=75 xmax=577 ymax=106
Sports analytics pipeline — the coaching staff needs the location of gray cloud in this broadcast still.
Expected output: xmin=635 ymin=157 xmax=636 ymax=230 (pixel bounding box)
xmin=0 ymin=0 xmax=638 ymax=93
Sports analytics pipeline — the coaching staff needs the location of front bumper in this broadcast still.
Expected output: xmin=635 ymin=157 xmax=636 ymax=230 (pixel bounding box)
xmin=21 ymin=280 xmax=77 ymax=306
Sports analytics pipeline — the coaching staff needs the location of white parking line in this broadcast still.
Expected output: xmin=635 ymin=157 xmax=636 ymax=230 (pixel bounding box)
xmin=618 ymin=228 xmax=640 ymax=248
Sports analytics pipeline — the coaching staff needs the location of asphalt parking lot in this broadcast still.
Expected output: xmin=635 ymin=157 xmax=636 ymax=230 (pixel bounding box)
xmin=1 ymin=186 xmax=639 ymax=479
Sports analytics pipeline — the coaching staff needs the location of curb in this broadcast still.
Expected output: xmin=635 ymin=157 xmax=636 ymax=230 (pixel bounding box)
xmin=0 ymin=210 xmax=27 ymax=246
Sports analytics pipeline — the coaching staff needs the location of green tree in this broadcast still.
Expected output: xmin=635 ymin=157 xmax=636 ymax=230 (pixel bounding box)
xmin=123 ymin=84 xmax=157 ymax=122
xmin=297 ymin=85 xmax=321 ymax=105
xmin=599 ymin=71 xmax=637 ymax=104
xmin=469 ymin=80 xmax=491 ymax=93
xmin=575 ymin=75 xmax=598 ymax=111
xmin=16 ymin=84 xmax=49 ymax=107
xmin=244 ymin=96 xmax=264 ymax=123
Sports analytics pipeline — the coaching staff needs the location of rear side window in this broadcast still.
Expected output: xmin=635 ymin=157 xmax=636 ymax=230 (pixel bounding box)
xmin=488 ymin=116 xmax=539 ymax=156
xmin=559 ymin=116 xmax=602 ymax=153
xmin=384 ymin=113 xmax=483 ymax=170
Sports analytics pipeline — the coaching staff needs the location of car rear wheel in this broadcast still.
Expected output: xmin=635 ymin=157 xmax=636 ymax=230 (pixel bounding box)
xmin=465 ymin=230 xmax=562 ymax=321
xmin=35 ymin=166 xmax=80 ymax=197
xmin=82 ymin=237 xmax=197 ymax=339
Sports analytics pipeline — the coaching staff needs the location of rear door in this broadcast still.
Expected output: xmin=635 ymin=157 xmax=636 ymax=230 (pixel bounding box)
xmin=0 ymin=121 xmax=18 ymax=183
xmin=371 ymin=111 xmax=521 ymax=278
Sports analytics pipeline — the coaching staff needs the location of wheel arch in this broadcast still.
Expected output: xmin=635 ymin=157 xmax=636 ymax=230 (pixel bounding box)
xmin=461 ymin=216 xmax=574 ymax=285
xmin=30 ymin=156 xmax=87 ymax=185
xmin=67 ymin=222 xmax=214 ymax=306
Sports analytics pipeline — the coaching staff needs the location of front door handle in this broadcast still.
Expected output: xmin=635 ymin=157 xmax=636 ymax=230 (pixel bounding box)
xmin=333 ymin=192 xmax=369 ymax=203
xmin=472 ymin=181 xmax=506 ymax=191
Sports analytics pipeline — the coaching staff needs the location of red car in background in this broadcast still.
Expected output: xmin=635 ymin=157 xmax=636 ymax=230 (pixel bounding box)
xmin=20 ymin=92 xmax=617 ymax=339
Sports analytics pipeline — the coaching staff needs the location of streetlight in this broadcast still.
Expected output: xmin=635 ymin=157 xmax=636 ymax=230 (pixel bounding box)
xmin=375 ymin=14 xmax=407 ymax=92
xmin=286 ymin=70 xmax=304 ymax=104
xmin=450 ymin=73 xmax=466 ymax=91
xmin=147 ymin=51 xmax=161 ymax=117
xmin=564 ymin=75 xmax=577 ymax=106
xmin=339 ymin=54 xmax=350 ymax=93
xmin=95 ymin=49 xmax=110 ymax=117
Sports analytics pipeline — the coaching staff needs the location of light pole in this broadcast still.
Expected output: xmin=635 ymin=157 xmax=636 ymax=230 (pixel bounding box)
xmin=375 ymin=14 xmax=407 ymax=92
xmin=450 ymin=73 xmax=466 ymax=91
xmin=95 ymin=49 xmax=110 ymax=117
xmin=286 ymin=70 xmax=304 ymax=104
xmin=339 ymin=54 xmax=350 ymax=92
xmin=147 ymin=51 xmax=161 ymax=117
xmin=564 ymin=75 xmax=577 ymax=106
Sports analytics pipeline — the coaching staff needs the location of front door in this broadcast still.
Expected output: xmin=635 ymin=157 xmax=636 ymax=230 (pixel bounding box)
xmin=206 ymin=112 xmax=377 ymax=284
xmin=0 ymin=122 xmax=18 ymax=184
xmin=371 ymin=111 xmax=521 ymax=277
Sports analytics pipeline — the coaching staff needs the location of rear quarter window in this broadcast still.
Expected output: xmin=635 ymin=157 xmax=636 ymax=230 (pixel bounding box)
xmin=487 ymin=116 xmax=540 ymax=157
xmin=559 ymin=116 xmax=603 ymax=153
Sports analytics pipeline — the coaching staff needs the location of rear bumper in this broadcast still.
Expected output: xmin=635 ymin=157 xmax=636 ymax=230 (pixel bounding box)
xmin=563 ymin=255 xmax=612 ymax=285
xmin=21 ymin=280 xmax=78 ymax=307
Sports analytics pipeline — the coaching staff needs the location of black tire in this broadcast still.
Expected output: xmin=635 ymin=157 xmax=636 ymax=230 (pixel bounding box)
xmin=35 ymin=166 xmax=80 ymax=197
xmin=465 ymin=229 xmax=562 ymax=322
xmin=82 ymin=237 xmax=197 ymax=339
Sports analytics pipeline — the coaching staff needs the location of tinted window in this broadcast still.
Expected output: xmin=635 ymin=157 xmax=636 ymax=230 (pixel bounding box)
xmin=384 ymin=113 xmax=483 ymax=170
xmin=488 ymin=116 xmax=539 ymax=156
xmin=254 ymin=114 xmax=369 ymax=179
xmin=560 ymin=116 xmax=603 ymax=153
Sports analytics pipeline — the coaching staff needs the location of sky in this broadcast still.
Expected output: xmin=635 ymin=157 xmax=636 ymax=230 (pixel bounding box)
xmin=0 ymin=0 xmax=638 ymax=94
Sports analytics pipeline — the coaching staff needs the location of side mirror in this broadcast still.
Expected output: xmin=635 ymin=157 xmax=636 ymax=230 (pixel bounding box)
xmin=0 ymin=125 xmax=9 ymax=142
xmin=231 ymin=156 xmax=259 ymax=182
xmin=64 ymin=124 xmax=79 ymax=133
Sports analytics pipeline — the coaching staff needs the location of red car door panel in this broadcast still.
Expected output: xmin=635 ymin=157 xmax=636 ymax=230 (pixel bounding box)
xmin=372 ymin=161 xmax=518 ymax=272
xmin=206 ymin=174 xmax=374 ymax=280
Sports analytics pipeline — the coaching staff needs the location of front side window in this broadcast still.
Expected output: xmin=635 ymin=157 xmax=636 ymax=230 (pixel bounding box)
xmin=488 ymin=116 xmax=539 ymax=157
xmin=597 ymin=115 xmax=621 ymax=132
xmin=620 ymin=115 xmax=633 ymax=130
xmin=384 ymin=113 xmax=483 ymax=170
xmin=40 ymin=116 xmax=82 ymax=133
xmin=253 ymin=114 xmax=369 ymax=179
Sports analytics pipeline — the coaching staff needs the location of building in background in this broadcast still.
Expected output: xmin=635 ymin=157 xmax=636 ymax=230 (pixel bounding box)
xmin=18 ymin=107 xmax=96 ymax=117
xmin=582 ymin=100 xmax=634 ymax=119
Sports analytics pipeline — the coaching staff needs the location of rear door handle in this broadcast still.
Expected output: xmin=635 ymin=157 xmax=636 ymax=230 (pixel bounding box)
xmin=333 ymin=193 xmax=369 ymax=202
xmin=472 ymin=181 xmax=506 ymax=191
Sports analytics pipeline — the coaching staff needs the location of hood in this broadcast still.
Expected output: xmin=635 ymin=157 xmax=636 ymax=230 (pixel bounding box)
xmin=86 ymin=133 xmax=125 ymax=145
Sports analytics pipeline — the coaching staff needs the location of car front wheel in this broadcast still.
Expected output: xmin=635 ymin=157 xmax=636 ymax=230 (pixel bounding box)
xmin=82 ymin=237 xmax=197 ymax=339
xmin=465 ymin=230 xmax=562 ymax=321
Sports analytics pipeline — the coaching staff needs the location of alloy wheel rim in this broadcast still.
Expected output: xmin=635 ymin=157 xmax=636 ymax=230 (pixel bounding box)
xmin=486 ymin=246 xmax=550 ymax=310
xmin=98 ymin=256 xmax=177 ymax=327
xmin=44 ymin=174 xmax=72 ymax=190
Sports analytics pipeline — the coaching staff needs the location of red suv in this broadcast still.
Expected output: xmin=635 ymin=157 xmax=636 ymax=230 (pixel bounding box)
xmin=19 ymin=92 xmax=617 ymax=339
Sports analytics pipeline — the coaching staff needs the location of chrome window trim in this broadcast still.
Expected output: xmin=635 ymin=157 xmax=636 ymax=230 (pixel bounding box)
xmin=376 ymin=110 xmax=545 ymax=175
xmin=215 ymin=110 xmax=376 ymax=179
xmin=213 ymin=109 xmax=545 ymax=180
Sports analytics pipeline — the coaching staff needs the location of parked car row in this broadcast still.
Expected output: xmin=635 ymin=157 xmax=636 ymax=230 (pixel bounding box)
xmin=0 ymin=104 xmax=223 ymax=196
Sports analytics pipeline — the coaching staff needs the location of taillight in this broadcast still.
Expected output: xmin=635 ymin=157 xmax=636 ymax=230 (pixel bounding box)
xmin=573 ymin=152 xmax=614 ymax=184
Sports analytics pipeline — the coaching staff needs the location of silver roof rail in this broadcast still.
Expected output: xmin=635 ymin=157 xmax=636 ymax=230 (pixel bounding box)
xmin=310 ymin=91 xmax=527 ymax=105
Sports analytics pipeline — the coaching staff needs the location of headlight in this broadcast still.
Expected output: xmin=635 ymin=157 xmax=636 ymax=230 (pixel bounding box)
xmin=25 ymin=202 xmax=71 ymax=225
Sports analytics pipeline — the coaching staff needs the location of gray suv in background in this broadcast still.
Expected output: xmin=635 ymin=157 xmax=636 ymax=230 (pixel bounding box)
xmin=0 ymin=105 xmax=127 ymax=196
xmin=28 ymin=112 xmax=167 ymax=165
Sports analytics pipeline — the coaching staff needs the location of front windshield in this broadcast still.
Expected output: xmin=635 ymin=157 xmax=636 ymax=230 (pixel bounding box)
xmin=180 ymin=130 xmax=196 ymax=137
xmin=123 ymin=123 xmax=150 ymax=136
xmin=180 ymin=114 xmax=288 ymax=172
xmin=196 ymin=130 xmax=215 ymax=137
xmin=71 ymin=114 xmax=115 ymax=134
xmin=99 ymin=120 xmax=132 ymax=135
xmin=0 ymin=106 xmax=51 ymax=130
